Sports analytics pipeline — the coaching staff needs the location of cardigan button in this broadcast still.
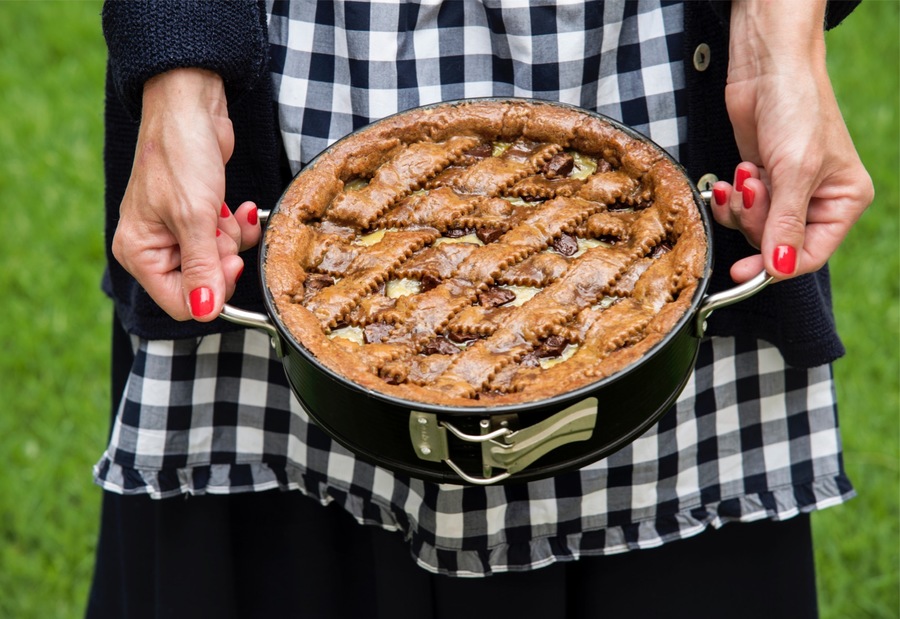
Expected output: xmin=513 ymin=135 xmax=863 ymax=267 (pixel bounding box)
xmin=693 ymin=43 xmax=711 ymax=71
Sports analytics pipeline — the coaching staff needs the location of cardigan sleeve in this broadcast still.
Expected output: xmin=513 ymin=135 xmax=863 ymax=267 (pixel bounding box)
xmin=102 ymin=0 xmax=269 ymax=119
xmin=708 ymin=1 xmax=861 ymax=31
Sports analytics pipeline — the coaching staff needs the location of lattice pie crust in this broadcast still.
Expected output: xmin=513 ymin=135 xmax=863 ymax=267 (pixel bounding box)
xmin=265 ymin=100 xmax=707 ymax=407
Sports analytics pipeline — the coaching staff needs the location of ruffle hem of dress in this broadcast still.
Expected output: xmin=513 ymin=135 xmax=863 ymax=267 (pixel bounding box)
xmin=93 ymin=458 xmax=855 ymax=577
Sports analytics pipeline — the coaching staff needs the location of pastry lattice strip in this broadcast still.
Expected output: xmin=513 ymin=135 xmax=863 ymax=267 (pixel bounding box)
xmin=326 ymin=136 xmax=480 ymax=227
xmin=304 ymin=228 xmax=440 ymax=329
xmin=392 ymin=242 xmax=479 ymax=281
xmin=504 ymin=299 xmax=654 ymax=394
xmin=428 ymin=141 xmax=561 ymax=197
xmin=375 ymin=186 xmax=478 ymax=230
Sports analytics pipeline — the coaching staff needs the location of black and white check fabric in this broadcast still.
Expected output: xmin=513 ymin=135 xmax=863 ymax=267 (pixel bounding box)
xmin=94 ymin=0 xmax=855 ymax=576
xmin=94 ymin=334 xmax=853 ymax=575
xmin=267 ymin=0 xmax=688 ymax=171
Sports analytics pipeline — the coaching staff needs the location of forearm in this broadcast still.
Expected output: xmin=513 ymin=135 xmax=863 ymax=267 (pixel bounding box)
xmin=134 ymin=67 xmax=233 ymax=221
xmin=727 ymin=0 xmax=828 ymax=83
xmin=141 ymin=69 xmax=230 ymax=141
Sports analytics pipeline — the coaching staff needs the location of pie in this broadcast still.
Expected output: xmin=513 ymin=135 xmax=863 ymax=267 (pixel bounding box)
xmin=264 ymin=99 xmax=708 ymax=407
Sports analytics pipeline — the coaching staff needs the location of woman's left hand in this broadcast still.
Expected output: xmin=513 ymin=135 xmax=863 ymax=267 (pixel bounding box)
xmin=709 ymin=0 xmax=874 ymax=284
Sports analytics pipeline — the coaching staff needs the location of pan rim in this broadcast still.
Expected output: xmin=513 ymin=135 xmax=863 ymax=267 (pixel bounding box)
xmin=259 ymin=97 xmax=714 ymax=416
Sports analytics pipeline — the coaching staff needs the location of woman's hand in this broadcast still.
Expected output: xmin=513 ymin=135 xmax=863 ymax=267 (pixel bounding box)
xmin=711 ymin=0 xmax=874 ymax=283
xmin=111 ymin=68 xmax=261 ymax=321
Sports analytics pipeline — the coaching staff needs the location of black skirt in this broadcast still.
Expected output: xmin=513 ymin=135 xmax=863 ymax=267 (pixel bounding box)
xmin=85 ymin=318 xmax=819 ymax=619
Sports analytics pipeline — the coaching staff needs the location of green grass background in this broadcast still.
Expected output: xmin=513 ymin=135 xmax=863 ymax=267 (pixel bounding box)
xmin=0 ymin=1 xmax=896 ymax=617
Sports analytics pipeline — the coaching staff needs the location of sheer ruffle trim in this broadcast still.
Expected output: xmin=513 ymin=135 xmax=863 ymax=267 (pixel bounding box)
xmin=93 ymin=456 xmax=855 ymax=577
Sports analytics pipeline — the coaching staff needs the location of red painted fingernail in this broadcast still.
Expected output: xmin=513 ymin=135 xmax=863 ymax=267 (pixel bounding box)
xmin=247 ymin=206 xmax=258 ymax=226
xmin=216 ymin=228 xmax=222 ymax=237
xmin=773 ymin=245 xmax=796 ymax=275
xmin=220 ymin=202 xmax=230 ymax=218
xmin=735 ymin=168 xmax=751 ymax=192
xmin=713 ymin=187 xmax=727 ymax=206
xmin=742 ymin=185 xmax=754 ymax=209
xmin=235 ymin=265 xmax=244 ymax=284
xmin=189 ymin=287 xmax=215 ymax=317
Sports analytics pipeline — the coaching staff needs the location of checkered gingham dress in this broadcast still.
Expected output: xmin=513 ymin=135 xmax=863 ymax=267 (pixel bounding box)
xmin=94 ymin=0 xmax=854 ymax=577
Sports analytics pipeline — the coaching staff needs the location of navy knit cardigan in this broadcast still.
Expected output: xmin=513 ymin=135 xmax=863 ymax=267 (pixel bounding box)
xmin=101 ymin=1 xmax=859 ymax=369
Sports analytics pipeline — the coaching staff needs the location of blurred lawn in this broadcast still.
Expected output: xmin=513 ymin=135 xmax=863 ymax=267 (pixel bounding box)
xmin=0 ymin=2 xmax=110 ymax=617
xmin=815 ymin=2 xmax=900 ymax=616
xmin=0 ymin=1 xmax=896 ymax=617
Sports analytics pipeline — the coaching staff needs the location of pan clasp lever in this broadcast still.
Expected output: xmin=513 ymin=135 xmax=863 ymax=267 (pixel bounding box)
xmin=409 ymin=398 xmax=598 ymax=485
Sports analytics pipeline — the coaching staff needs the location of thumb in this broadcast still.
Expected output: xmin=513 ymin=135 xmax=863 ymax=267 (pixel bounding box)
xmin=761 ymin=170 xmax=812 ymax=279
xmin=177 ymin=207 xmax=226 ymax=321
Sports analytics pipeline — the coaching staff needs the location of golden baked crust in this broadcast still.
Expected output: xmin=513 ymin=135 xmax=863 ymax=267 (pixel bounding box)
xmin=265 ymin=100 xmax=707 ymax=407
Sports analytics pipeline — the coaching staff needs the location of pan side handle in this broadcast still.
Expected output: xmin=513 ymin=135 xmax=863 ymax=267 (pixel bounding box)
xmin=695 ymin=188 xmax=774 ymax=336
xmin=220 ymin=305 xmax=285 ymax=356
xmin=219 ymin=208 xmax=284 ymax=352
xmin=694 ymin=270 xmax=773 ymax=337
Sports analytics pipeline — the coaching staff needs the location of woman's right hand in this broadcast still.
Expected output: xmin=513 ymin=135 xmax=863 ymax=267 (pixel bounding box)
xmin=710 ymin=0 xmax=873 ymax=284
xmin=111 ymin=68 xmax=261 ymax=321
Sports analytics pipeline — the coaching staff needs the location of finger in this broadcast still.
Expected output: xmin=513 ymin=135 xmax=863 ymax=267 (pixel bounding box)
xmin=215 ymin=225 xmax=240 ymax=259
xmin=729 ymin=254 xmax=766 ymax=284
xmin=233 ymin=201 xmax=262 ymax=252
xmin=709 ymin=161 xmax=764 ymax=233
xmin=726 ymin=163 xmax=758 ymax=232
xmin=709 ymin=180 xmax=738 ymax=230
xmin=733 ymin=161 xmax=760 ymax=193
xmin=213 ymin=206 xmax=249 ymax=304
xmin=220 ymin=253 xmax=245 ymax=303
xmin=171 ymin=204 xmax=226 ymax=321
xmin=217 ymin=201 xmax=242 ymax=249
xmin=214 ymin=227 xmax=243 ymax=303
xmin=733 ymin=176 xmax=770 ymax=249
xmin=760 ymin=165 xmax=814 ymax=280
